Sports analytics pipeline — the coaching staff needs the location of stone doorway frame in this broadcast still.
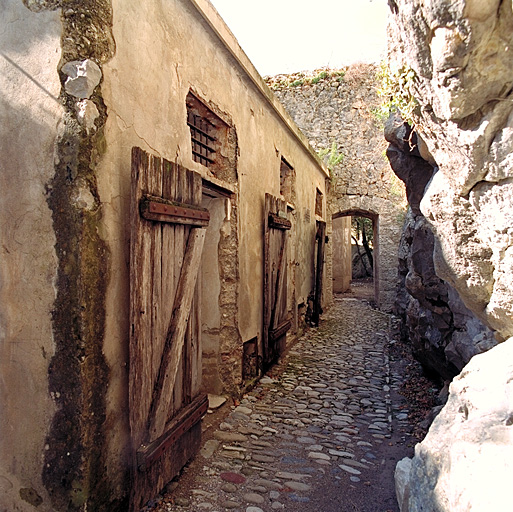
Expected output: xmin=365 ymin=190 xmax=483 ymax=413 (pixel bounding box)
xmin=333 ymin=209 xmax=379 ymax=306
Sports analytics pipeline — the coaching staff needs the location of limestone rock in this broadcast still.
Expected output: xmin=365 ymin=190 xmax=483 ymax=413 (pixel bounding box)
xmin=208 ymin=394 xmax=227 ymax=410
xmin=385 ymin=116 xmax=434 ymax=214
xmin=394 ymin=204 xmax=496 ymax=379
xmin=394 ymin=457 xmax=411 ymax=512
xmin=75 ymin=99 xmax=100 ymax=133
xmin=388 ymin=0 xmax=513 ymax=340
xmin=61 ymin=59 xmax=102 ymax=99
xmin=398 ymin=338 xmax=513 ymax=511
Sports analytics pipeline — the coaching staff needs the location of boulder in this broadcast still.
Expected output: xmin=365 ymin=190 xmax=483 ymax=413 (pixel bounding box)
xmin=388 ymin=0 xmax=513 ymax=509
xmin=395 ymin=457 xmax=412 ymax=512
xmin=397 ymin=338 xmax=513 ymax=511
xmin=388 ymin=0 xmax=513 ymax=340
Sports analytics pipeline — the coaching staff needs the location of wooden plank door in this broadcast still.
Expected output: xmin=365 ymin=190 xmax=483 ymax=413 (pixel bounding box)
xmin=263 ymin=193 xmax=292 ymax=370
xmin=129 ymin=147 xmax=209 ymax=511
xmin=311 ymin=221 xmax=326 ymax=327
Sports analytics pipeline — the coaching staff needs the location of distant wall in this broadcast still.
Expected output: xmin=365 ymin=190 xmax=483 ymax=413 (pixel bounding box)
xmin=268 ymin=64 xmax=406 ymax=311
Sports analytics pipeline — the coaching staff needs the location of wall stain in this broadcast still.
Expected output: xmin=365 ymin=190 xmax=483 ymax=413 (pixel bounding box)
xmin=39 ymin=1 xmax=126 ymax=510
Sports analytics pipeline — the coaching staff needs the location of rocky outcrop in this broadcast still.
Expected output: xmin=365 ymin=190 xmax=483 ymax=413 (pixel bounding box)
xmin=396 ymin=337 xmax=513 ymax=512
xmin=388 ymin=0 xmax=513 ymax=340
xmin=387 ymin=0 xmax=513 ymax=510
xmin=387 ymin=116 xmax=496 ymax=380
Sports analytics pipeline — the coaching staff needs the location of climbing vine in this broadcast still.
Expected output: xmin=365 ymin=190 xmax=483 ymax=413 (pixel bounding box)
xmin=374 ymin=62 xmax=418 ymax=126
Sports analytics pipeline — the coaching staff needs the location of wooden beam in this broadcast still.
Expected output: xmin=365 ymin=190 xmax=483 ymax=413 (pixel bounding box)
xmin=140 ymin=195 xmax=210 ymax=227
xmin=268 ymin=212 xmax=291 ymax=230
xmin=147 ymin=228 xmax=206 ymax=440
xmin=137 ymin=393 xmax=208 ymax=471
xmin=269 ymin=319 xmax=292 ymax=342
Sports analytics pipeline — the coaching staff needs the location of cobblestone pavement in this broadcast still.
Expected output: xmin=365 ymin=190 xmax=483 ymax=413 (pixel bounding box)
xmin=147 ymin=296 xmax=415 ymax=512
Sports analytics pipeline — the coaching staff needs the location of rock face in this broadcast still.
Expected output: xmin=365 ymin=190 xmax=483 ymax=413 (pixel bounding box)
xmin=388 ymin=0 xmax=513 ymax=341
xmin=387 ymin=0 xmax=513 ymax=510
xmin=401 ymin=338 xmax=513 ymax=512
xmin=387 ymin=116 xmax=497 ymax=380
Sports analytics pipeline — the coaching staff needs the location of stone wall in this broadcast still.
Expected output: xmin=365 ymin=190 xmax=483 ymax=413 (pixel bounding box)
xmin=387 ymin=0 xmax=513 ymax=510
xmin=267 ymin=64 xmax=406 ymax=312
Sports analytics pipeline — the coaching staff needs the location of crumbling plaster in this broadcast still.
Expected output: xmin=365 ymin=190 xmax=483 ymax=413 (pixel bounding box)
xmin=1 ymin=1 xmax=329 ymax=510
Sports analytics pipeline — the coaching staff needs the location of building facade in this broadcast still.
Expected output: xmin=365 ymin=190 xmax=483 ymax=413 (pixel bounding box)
xmin=0 ymin=1 xmax=329 ymax=510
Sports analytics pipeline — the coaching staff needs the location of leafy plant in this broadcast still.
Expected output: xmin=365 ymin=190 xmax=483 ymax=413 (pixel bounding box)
xmin=375 ymin=62 xmax=418 ymax=126
xmin=317 ymin=142 xmax=344 ymax=180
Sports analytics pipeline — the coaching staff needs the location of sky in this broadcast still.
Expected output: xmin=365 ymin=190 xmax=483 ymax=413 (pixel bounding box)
xmin=209 ymin=0 xmax=389 ymax=76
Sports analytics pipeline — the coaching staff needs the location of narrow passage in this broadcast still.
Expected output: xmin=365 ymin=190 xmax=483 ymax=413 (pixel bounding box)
xmin=148 ymin=296 xmax=416 ymax=512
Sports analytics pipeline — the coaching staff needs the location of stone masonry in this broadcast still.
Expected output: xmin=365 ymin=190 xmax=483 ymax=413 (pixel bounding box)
xmin=267 ymin=64 xmax=407 ymax=312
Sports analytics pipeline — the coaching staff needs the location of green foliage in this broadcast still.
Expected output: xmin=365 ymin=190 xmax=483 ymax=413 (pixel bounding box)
xmin=375 ymin=62 xmax=418 ymax=126
xmin=317 ymin=142 xmax=344 ymax=179
xmin=268 ymin=69 xmax=346 ymax=90
xmin=352 ymin=217 xmax=373 ymax=244
xmin=389 ymin=172 xmax=405 ymax=199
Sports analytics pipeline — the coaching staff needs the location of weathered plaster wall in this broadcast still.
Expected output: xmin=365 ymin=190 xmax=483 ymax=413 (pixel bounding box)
xmin=268 ymin=65 xmax=406 ymax=312
xmin=200 ymin=196 xmax=225 ymax=395
xmin=0 ymin=4 xmax=61 ymax=510
xmin=1 ymin=1 xmax=328 ymax=509
xmin=99 ymin=0 xmax=328 ymax=400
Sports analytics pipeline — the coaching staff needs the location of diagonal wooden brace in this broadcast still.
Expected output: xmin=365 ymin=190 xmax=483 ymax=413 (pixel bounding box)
xmin=147 ymin=227 xmax=206 ymax=440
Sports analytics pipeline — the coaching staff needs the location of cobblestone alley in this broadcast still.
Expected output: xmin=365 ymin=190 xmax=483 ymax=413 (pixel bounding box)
xmin=146 ymin=296 xmax=417 ymax=512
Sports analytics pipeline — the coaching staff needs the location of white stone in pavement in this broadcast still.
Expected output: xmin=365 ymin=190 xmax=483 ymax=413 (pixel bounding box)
xmin=284 ymin=481 xmax=312 ymax=491
xmin=308 ymin=452 xmax=331 ymax=460
xmin=339 ymin=464 xmax=362 ymax=475
xmin=208 ymin=394 xmax=227 ymax=410
xmin=234 ymin=406 xmax=253 ymax=416
xmin=328 ymin=450 xmax=355 ymax=458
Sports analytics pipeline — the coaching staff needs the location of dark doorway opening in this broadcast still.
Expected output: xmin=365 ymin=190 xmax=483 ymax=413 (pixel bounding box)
xmin=350 ymin=215 xmax=374 ymax=302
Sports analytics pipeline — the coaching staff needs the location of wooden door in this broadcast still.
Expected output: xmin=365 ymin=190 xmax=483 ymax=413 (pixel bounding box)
xmin=263 ymin=193 xmax=292 ymax=370
xmin=129 ymin=147 xmax=209 ymax=511
xmin=311 ymin=221 xmax=326 ymax=327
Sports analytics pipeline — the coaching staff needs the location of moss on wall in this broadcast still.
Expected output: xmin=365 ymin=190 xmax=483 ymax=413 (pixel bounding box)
xmin=37 ymin=1 xmax=125 ymax=510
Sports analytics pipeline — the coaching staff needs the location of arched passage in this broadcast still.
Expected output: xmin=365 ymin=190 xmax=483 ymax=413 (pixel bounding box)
xmin=333 ymin=209 xmax=379 ymax=305
xmin=328 ymin=194 xmax=404 ymax=313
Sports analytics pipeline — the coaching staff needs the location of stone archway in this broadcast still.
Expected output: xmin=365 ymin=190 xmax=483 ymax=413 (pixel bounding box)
xmin=333 ymin=209 xmax=379 ymax=304
xmin=328 ymin=195 xmax=404 ymax=313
